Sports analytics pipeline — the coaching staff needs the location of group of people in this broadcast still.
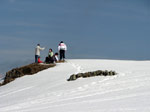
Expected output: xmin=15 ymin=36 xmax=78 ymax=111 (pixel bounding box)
xmin=35 ymin=41 xmax=67 ymax=64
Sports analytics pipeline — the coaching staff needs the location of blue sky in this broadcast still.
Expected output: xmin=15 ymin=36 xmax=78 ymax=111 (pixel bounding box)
xmin=0 ymin=0 xmax=150 ymax=74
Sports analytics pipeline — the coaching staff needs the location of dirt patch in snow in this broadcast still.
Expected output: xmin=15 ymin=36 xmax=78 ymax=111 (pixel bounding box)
xmin=67 ymin=70 xmax=117 ymax=81
xmin=1 ymin=63 xmax=56 ymax=86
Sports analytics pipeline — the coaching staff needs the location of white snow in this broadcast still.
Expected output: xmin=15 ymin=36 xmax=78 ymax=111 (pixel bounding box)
xmin=0 ymin=59 xmax=150 ymax=112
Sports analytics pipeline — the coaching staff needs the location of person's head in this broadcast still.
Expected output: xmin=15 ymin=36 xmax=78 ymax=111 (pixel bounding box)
xmin=38 ymin=56 xmax=40 ymax=59
xmin=60 ymin=41 xmax=63 ymax=43
xmin=49 ymin=48 xmax=53 ymax=52
xmin=37 ymin=44 xmax=40 ymax=46
xmin=55 ymin=52 xmax=58 ymax=56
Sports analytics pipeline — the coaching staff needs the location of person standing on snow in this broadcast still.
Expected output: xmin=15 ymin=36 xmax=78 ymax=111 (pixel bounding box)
xmin=58 ymin=41 xmax=67 ymax=61
xmin=35 ymin=44 xmax=45 ymax=63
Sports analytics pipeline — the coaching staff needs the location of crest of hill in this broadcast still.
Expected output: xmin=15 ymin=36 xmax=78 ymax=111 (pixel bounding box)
xmin=0 ymin=63 xmax=56 ymax=86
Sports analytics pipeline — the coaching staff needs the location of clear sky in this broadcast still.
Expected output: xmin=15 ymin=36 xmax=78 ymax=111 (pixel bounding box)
xmin=0 ymin=0 xmax=150 ymax=74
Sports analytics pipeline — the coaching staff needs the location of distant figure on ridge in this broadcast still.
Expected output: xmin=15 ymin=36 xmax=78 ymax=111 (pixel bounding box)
xmin=38 ymin=56 xmax=43 ymax=63
xmin=35 ymin=44 xmax=45 ymax=63
xmin=53 ymin=52 xmax=59 ymax=63
xmin=48 ymin=48 xmax=54 ymax=58
xmin=58 ymin=41 xmax=67 ymax=61
xmin=45 ymin=48 xmax=54 ymax=63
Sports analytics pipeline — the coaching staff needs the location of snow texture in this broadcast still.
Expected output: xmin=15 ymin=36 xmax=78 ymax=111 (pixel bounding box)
xmin=0 ymin=59 xmax=150 ymax=112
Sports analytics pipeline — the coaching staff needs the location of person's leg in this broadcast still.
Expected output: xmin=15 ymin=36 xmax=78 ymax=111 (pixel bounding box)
xmin=62 ymin=50 xmax=65 ymax=60
xmin=50 ymin=57 xmax=54 ymax=63
xmin=35 ymin=55 xmax=36 ymax=63
xmin=37 ymin=56 xmax=38 ymax=63
xmin=35 ymin=55 xmax=38 ymax=63
xmin=45 ymin=57 xmax=48 ymax=63
xmin=59 ymin=50 xmax=63 ymax=61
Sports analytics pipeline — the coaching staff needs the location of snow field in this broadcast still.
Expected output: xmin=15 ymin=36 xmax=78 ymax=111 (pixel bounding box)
xmin=0 ymin=59 xmax=150 ymax=112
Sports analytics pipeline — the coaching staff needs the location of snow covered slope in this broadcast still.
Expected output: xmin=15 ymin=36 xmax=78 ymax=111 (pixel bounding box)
xmin=0 ymin=59 xmax=150 ymax=112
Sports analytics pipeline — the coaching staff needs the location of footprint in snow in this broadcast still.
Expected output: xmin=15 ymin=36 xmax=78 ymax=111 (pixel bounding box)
xmin=91 ymin=82 xmax=97 ymax=85
xmin=70 ymin=63 xmax=84 ymax=73
xmin=83 ymin=84 xmax=89 ymax=88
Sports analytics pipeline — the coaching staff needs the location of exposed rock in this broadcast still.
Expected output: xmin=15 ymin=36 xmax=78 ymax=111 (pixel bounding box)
xmin=76 ymin=73 xmax=83 ymax=78
xmin=67 ymin=70 xmax=117 ymax=81
xmin=67 ymin=74 xmax=77 ymax=81
xmin=1 ymin=63 xmax=56 ymax=86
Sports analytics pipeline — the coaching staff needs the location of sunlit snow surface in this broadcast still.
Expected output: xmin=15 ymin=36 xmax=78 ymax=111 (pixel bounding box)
xmin=0 ymin=59 xmax=150 ymax=112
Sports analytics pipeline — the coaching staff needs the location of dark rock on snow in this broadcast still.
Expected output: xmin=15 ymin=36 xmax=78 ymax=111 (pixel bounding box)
xmin=67 ymin=70 xmax=117 ymax=81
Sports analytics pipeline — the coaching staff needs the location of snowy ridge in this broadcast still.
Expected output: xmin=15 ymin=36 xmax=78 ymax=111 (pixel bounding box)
xmin=0 ymin=59 xmax=150 ymax=112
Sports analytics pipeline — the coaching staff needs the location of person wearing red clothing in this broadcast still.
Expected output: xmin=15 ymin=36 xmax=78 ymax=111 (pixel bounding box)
xmin=38 ymin=57 xmax=43 ymax=63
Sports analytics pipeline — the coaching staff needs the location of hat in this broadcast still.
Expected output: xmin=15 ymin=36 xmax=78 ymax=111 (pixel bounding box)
xmin=55 ymin=52 xmax=58 ymax=55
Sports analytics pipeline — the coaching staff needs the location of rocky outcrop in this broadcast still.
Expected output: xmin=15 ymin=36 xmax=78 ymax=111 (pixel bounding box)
xmin=67 ymin=70 xmax=117 ymax=81
xmin=1 ymin=63 xmax=56 ymax=86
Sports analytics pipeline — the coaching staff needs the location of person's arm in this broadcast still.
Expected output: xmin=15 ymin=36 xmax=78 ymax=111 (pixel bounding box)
xmin=65 ymin=44 xmax=67 ymax=51
xmin=51 ymin=52 xmax=54 ymax=57
xmin=58 ymin=45 xmax=60 ymax=51
xmin=55 ymin=56 xmax=59 ymax=61
xmin=39 ymin=46 xmax=45 ymax=50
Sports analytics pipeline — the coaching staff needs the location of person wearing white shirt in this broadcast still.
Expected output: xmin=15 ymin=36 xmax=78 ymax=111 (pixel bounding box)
xmin=58 ymin=41 xmax=67 ymax=61
xmin=35 ymin=44 xmax=45 ymax=63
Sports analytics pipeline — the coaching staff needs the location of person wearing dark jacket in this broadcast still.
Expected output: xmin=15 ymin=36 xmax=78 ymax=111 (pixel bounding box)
xmin=53 ymin=53 xmax=59 ymax=63
xmin=45 ymin=49 xmax=54 ymax=63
